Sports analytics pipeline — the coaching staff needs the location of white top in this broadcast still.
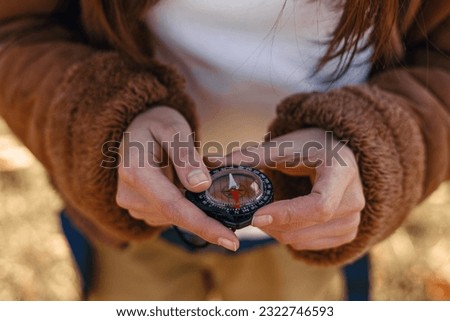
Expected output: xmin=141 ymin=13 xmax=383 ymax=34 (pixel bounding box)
xmin=146 ymin=0 xmax=372 ymax=239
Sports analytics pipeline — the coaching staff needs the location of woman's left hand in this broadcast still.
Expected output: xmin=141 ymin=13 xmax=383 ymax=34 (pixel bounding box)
xmin=211 ymin=128 xmax=365 ymax=251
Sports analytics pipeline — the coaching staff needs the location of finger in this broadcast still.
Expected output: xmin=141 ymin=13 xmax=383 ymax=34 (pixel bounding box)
xmin=252 ymin=193 xmax=329 ymax=227
xmin=149 ymin=115 xmax=211 ymax=193
xmin=169 ymin=197 xmax=240 ymax=251
xmin=252 ymin=191 xmax=350 ymax=228
xmin=261 ymin=212 xmax=360 ymax=244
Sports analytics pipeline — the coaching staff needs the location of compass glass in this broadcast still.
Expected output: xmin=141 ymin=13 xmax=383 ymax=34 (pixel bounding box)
xmin=205 ymin=169 xmax=263 ymax=209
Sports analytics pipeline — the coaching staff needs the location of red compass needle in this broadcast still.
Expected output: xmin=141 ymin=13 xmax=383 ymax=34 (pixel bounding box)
xmin=228 ymin=173 xmax=240 ymax=209
xmin=230 ymin=189 xmax=240 ymax=209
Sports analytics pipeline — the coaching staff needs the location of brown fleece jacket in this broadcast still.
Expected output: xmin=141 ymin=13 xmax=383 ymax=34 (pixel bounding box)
xmin=0 ymin=0 xmax=449 ymax=265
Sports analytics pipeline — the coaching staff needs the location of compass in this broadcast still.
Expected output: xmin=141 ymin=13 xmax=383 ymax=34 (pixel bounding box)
xmin=185 ymin=166 xmax=274 ymax=229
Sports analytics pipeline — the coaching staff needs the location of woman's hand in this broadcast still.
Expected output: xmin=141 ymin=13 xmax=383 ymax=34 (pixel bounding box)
xmin=213 ymin=128 xmax=365 ymax=251
xmin=115 ymin=106 xmax=239 ymax=251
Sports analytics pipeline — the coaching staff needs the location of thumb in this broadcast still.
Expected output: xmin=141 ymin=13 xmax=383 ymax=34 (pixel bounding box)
xmin=171 ymin=141 xmax=212 ymax=193
xmin=146 ymin=106 xmax=212 ymax=193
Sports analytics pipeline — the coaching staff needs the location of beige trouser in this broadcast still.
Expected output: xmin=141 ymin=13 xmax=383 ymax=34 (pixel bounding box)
xmin=88 ymin=236 xmax=345 ymax=301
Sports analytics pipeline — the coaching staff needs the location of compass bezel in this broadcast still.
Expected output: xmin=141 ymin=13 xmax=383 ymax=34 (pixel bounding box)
xmin=185 ymin=166 xmax=274 ymax=229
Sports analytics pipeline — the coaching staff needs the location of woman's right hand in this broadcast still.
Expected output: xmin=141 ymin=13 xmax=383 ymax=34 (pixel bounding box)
xmin=115 ymin=106 xmax=239 ymax=251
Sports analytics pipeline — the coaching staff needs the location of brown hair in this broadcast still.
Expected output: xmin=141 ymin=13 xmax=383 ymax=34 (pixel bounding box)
xmin=77 ymin=0 xmax=420 ymax=73
xmin=318 ymin=0 xmax=421 ymax=76
xmin=79 ymin=0 xmax=155 ymax=65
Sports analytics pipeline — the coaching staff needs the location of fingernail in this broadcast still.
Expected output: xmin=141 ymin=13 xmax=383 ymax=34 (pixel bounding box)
xmin=187 ymin=169 xmax=209 ymax=187
xmin=252 ymin=215 xmax=273 ymax=227
xmin=218 ymin=237 xmax=237 ymax=252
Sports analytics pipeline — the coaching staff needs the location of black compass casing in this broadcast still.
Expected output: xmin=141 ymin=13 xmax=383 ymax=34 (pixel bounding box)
xmin=185 ymin=166 xmax=274 ymax=229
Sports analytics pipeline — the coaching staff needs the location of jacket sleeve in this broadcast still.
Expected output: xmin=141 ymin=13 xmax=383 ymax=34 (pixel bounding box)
xmin=0 ymin=4 xmax=197 ymax=245
xmin=269 ymin=1 xmax=450 ymax=265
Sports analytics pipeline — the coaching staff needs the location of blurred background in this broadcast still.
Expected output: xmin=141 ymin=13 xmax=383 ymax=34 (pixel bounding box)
xmin=0 ymin=117 xmax=449 ymax=300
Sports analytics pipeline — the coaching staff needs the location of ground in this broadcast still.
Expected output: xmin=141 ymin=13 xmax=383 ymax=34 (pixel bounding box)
xmin=0 ymin=118 xmax=449 ymax=300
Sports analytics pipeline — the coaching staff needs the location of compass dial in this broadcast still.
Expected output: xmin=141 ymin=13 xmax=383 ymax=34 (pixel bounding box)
xmin=185 ymin=166 xmax=273 ymax=229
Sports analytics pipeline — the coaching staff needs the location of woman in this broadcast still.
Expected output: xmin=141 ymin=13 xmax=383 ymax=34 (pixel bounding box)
xmin=0 ymin=0 xmax=449 ymax=300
